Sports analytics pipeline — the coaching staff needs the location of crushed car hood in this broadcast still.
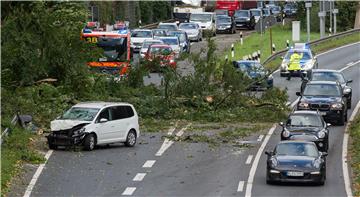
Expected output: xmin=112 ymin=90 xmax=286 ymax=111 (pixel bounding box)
xmin=51 ymin=119 xmax=91 ymax=131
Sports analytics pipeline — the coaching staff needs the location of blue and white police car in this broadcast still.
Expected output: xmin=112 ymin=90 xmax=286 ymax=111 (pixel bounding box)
xmin=280 ymin=43 xmax=318 ymax=77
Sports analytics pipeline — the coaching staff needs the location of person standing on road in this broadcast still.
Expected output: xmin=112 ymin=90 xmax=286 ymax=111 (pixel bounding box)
xmin=287 ymin=50 xmax=303 ymax=81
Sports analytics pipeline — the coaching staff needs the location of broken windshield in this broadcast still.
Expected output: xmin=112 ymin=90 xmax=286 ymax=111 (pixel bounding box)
xmin=60 ymin=107 xmax=100 ymax=121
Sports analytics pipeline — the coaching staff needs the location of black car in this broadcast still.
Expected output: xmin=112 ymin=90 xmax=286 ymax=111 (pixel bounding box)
xmin=296 ymin=81 xmax=348 ymax=125
xmin=265 ymin=141 xmax=327 ymax=185
xmin=301 ymin=69 xmax=353 ymax=109
xmin=234 ymin=10 xmax=255 ymax=30
xmin=216 ymin=15 xmax=236 ymax=34
xmin=284 ymin=3 xmax=297 ymax=18
xmin=280 ymin=111 xmax=330 ymax=152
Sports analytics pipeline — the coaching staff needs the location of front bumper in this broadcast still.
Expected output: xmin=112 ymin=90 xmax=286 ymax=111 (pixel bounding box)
xmin=268 ymin=169 xmax=323 ymax=183
xmin=47 ymin=133 xmax=85 ymax=147
xmin=188 ymin=34 xmax=199 ymax=41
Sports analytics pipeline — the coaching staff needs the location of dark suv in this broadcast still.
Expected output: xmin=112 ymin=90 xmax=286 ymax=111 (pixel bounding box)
xmin=296 ymin=81 xmax=348 ymax=125
xmin=280 ymin=111 xmax=330 ymax=152
xmin=234 ymin=10 xmax=255 ymax=30
xmin=301 ymin=69 xmax=353 ymax=109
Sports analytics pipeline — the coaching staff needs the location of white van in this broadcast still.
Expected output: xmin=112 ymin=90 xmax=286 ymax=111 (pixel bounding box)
xmin=189 ymin=12 xmax=216 ymax=36
xmin=47 ymin=102 xmax=140 ymax=151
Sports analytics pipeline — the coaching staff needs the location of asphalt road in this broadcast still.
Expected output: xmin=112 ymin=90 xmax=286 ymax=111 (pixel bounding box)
xmin=27 ymin=42 xmax=359 ymax=196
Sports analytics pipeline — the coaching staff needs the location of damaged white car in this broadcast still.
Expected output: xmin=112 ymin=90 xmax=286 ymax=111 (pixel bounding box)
xmin=47 ymin=102 xmax=140 ymax=151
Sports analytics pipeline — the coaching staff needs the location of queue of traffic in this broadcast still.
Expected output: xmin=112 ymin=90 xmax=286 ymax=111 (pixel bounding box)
xmin=265 ymin=44 xmax=353 ymax=186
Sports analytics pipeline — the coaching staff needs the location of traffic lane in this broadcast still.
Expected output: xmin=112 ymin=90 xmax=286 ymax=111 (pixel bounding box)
xmin=273 ymin=42 xmax=360 ymax=106
xmin=316 ymin=42 xmax=360 ymax=70
xmin=251 ymin=64 xmax=360 ymax=197
xmin=31 ymin=133 xmax=164 ymax=197
xmin=133 ymin=141 xmax=252 ymax=196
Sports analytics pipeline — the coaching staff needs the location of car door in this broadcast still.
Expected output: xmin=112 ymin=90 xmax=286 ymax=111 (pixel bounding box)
xmin=110 ymin=105 xmax=134 ymax=141
xmin=94 ymin=107 xmax=116 ymax=144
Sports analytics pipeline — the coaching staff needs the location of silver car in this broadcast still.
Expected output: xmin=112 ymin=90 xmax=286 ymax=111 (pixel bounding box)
xmin=179 ymin=22 xmax=202 ymax=42
xmin=158 ymin=36 xmax=181 ymax=56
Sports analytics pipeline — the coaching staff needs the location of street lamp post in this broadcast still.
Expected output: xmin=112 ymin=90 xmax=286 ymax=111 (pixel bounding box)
xmin=305 ymin=2 xmax=312 ymax=42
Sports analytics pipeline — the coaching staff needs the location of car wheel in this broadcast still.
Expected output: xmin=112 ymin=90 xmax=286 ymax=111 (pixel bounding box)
xmin=347 ymin=99 xmax=352 ymax=109
xmin=345 ymin=111 xmax=348 ymax=122
xmin=83 ymin=134 xmax=96 ymax=151
xmin=48 ymin=143 xmax=57 ymax=150
xmin=337 ymin=112 xmax=345 ymax=126
xmin=125 ymin=130 xmax=137 ymax=147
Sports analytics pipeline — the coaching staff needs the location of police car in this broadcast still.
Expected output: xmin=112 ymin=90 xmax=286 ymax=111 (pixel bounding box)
xmin=280 ymin=43 xmax=318 ymax=77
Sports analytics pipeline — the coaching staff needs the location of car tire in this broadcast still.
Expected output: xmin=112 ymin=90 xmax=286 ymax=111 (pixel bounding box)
xmin=347 ymin=99 xmax=352 ymax=109
xmin=48 ymin=143 xmax=57 ymax=150
xmin=125 ymin=130 xmax=137 ymax=147
xmin=337 ymin=112 xmax=345 ymax=126
xmin=345 ymin=111 xmax=348 ymax=122
xmin=83 ymin=134 xmax=96 ymax=151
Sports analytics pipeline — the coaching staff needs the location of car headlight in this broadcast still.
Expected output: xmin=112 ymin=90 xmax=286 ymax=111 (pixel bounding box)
xmin=317 ymin=131 xmax=326 ymax=139
xmin=313 ymin=159 xmax=321 ymax=169
xmin=246 ymin=18 xmax=250 ymax=21
xmin=344 ymin=88 xmax=351 ymax=94
xmin=73 ymin=127 xmax=85 ymax=136
xmin=282 ymin=129 xmax=290 ymax=138
xmin=270 ymin=157 xmax=278 ymax=168
xmin=302 ymin=61 xmax=313 ymax=70
xmin=226 ymin=25 xmax=231 ymax=28
xmin=298 ymin=102 xmax=310 ymax=109
xmin=330 ymin=103 xmax=342 ymax=110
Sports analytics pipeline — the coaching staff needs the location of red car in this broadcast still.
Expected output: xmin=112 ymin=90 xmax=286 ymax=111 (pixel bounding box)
xmin=145 ymin=44 xmax=176 ymax=68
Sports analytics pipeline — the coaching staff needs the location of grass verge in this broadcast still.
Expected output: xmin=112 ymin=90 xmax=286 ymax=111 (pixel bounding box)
xmin=1 ymin=127 xmax=45 ymax=196
xmin=350 ymin=112 xmax=360 ymax=196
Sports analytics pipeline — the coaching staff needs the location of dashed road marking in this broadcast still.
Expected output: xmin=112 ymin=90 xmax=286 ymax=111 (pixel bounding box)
xmin=133 ymin=173 xmax=146 ymax=182
xmin=245 ymin=155 xmax=253 ymax=165
xmin=142 ymin=160 xmax=156 ymax=168
xmin=237 ymin=181 xmax=245 ymax=192
xmin=23 ymin=150 xmax=53 ymax=197
xmin=122 ymin=187 xmax=136 ymax=195
xmin=257 ymin=135 xmax=264 ymax=142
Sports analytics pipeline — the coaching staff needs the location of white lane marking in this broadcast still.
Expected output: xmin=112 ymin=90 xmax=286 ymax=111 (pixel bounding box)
xmin=176 ymin=123 xmax=192 ymax=137
xmin=257 ymin=135 xmax=264 ymax=142
xmin=142 ymin=160 xmax=156 ymax=168
xmin=290 ymin=97 xmax=300 ymax=108
xmin=245 ymin=123 xmax=277 ymax=197
xmin=245 ymin=155 xmax=254 ymax=165
xmin=316 ymin=42 xmax=360 ymax=57
xmin=237 ymin=181 xmax=245 ymax=192
xmin=343 ymin=100 xmax=360 ymax=197
xmin=133 ymin=173 xmax=146 ymax=182
xmin=155 ymin=123 xmax=191 ymax=157
xmin=167 ymin=121 xmax=179 ymax=135
xmin=347 ymin=62 xmax=354 ymax=66
xmin=122 ymin=187 xmax=136 ymax=196
xmin=155 ymin=139 xmax=174 ymax=156
xmin=23 ymin=150 xmax=53 ymax=197
xmin=340 ymin=60 xmax=360 ymax=72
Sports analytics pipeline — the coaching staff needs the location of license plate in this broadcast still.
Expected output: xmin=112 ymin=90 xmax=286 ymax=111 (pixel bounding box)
xmin=320 ymin=112 xmax=327 ymax=116
xmin=99 ymin=57 xmax=107 ymax=62
xmin=287 ymin=171 xmax=304 ymax=177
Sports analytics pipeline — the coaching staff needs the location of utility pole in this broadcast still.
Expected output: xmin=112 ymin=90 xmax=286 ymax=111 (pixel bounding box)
xmin=305 ymin=2 xmax=312 ymax=42
xmin=269 ymin=27 xmax=273 ymax=54
xmin=333 ymin=8 xmax=338 ymax=34
xmin=329 ymin=0 xmax=332 ymax=35
xmin=319 ymin=1 xmax=326 ymax=38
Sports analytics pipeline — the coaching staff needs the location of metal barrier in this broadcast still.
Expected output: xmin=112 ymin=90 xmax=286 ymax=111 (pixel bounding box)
xmin=263 ymin=28 xmax=360 ymax=66
xmin=1 ymin=115 xmax=18 ymax=145
xmin=139 ymin=19 xmax=176 ymax=29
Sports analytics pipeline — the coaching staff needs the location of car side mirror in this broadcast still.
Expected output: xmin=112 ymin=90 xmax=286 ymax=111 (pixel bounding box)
xmin=326 ymin=123 xmax=331 ymax=127
xmin=347 ymin=79 xmax=353 ymax=83
xmin=99 ymin=118 xmax=108 ymax=123
xmin=279 ymin=122 xmax=284 ymax=127
xmin=265 ymin=151 xmax=273 ymax=156
xmin=296 ymin=92 xmax=301 ymax=96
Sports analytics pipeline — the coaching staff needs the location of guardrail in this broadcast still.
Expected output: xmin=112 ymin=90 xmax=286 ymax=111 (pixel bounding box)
xmin=139 ymin=19 xmax=176 ymax=29
xmin=263 ymin=28 xmax=360 ymax=65
xmin=1 ymin=115 xmax=18 ymax=145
